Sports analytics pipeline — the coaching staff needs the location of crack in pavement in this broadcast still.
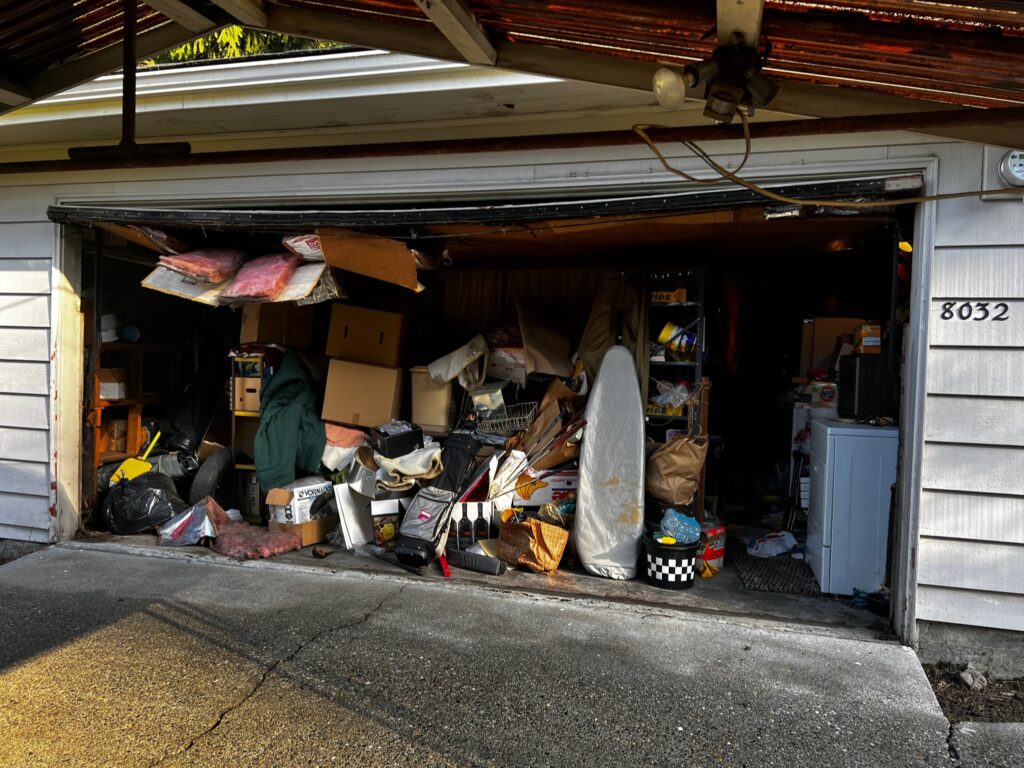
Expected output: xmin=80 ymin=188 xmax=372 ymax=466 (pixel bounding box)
xmin=946 ymin=720 xmax=961 ymax=765
xmin=149 ymin=583 xmax=407 ymax=767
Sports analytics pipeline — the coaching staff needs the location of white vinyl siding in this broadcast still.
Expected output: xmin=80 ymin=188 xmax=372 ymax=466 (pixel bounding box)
xmin=0 ymin=221 xmax=54 ymax=540
xmin=917 ymin=143 xmax=1024 ymax=633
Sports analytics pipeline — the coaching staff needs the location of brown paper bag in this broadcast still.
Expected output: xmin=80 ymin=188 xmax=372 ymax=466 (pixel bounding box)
xmin=497 ymin=514 xmax=569 ymax=573
xmin=645 ymin=435 xmax=708 ymax=505
xmin=507 ymin=379 xmax=585 ymax=472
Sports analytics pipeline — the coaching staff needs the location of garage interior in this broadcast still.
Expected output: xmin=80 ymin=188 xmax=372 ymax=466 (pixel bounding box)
xmin=54 ymin=183 xmax=917 ymax=631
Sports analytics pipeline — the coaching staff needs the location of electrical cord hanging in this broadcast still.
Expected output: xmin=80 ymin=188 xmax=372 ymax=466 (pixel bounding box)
xmin=633 ymin=110 xmax=1024 ymax=209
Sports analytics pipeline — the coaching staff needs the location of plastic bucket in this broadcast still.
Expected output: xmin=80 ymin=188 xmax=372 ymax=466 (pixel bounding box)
xmin=642 ymin=534 xmax=699 ymax=590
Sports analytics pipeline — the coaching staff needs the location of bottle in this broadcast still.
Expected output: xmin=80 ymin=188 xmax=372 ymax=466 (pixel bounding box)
xmin=449 ymin=510 xmax=460 ymax=550
xmin=474 ymin=504 xmax=489 ymax=542
xmin=457 ymin=506 xmax=473 ymax=549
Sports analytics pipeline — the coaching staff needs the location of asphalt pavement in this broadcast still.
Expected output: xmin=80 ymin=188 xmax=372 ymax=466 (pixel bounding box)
xmin=0 ymin=544 xmax=959 ymax=767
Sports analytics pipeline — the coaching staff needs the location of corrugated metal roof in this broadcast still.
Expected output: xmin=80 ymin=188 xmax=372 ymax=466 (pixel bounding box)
xmin=0 ymin=1 xmax=172 ymax=83
xmin=272 ymin=0 xmax=1024 ymax=106
xmin=2 ymin=1 xmax=1024 ymax=115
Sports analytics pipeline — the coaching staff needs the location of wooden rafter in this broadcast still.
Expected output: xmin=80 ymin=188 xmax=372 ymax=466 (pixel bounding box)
xmin=411 ymin=0 xmax=496 ymax=66
xmin=211 ymin=0 xmax=268 ymax=28
xmin=144 ymin=1 xmax=218 ymax=33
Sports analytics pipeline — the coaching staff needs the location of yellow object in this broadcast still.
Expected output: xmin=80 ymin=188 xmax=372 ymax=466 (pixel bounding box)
xmin=699 ymin=560 xmax=720 ymax=579
xmin=656 ymin=535 xmax=677 ymax=545
xmin=657 ymin=322 xmax=697 ymax=356
xmin=110 ymin=431 xmax=161 ymax=485
xmin=898 ymin=241 xmax=913 ymax=253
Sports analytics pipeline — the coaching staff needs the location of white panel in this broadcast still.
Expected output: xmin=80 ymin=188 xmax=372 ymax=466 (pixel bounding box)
xmin=0 ymin=522 xmax=51 ymax=543
xmin=0 ymin=394 xmax=48 ymax=430
xmin=920 ymin=490 xmax=1024 ymax=545
xmin=0 ymin=492 xmax=51 ymax=529
xmin=0 ymin=222 xmax=55 ymax=259
xmin=0 ymin=361 xmax=49 ymax=395
xmin=926 ymin=348 xmax=1024 ymax=397
xmin=0 ymin=295 xmax=49 ymax=327
xmin=0 ymin=428 xmax=48 ymax=462
xmin=922 ymin=444 xmax=1024 ymax=496
xmin=0 ymin=328 xmax=49 ymax=361
xmin=918 ymin=585 xmax=1024 ymax=632
xmin=925 ymin=396 xmax=1024 ymax=446
xmin=0 ymin=459 xmax=49 ymax=497
xmin=929 ymin=299 xmax=1024 ymax=347
xmin=0 ymin=259 xmax=50 ymax=294
xmin=919 ymin=537 xmax=1024 ymax=594
xmin=931 ymin=247 xmax=1024 ymax=298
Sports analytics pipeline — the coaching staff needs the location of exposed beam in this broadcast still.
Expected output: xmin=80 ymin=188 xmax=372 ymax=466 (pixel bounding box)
xmin=144 ymin=1 xmax=218 ymax=33
xmin=412 ymin=0 xmax=496 ymax=65
xmin=0 ymin=79 xmax=30 ymax=107
xmin=211 ymin=0 xmax=267 ymax=28
xmin=29 ymin=22 xmax=208 ymax=101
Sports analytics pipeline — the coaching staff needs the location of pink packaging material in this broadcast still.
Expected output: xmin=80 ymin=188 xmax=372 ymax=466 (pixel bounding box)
xmin=158 ymin=249 xmax=245 ymax=283
xmin=207 ymin=501 xmax=302 ymax=559
xmin=219 ymin=253 xmax=303 ymax=303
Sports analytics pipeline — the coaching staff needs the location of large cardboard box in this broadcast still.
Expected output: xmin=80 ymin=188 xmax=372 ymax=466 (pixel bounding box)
xmin=268 ymin=516 xmax=337 ymax=547
xmin=410 ymin=366 xmax=453 ymax=432
xmin=240 ymin=303 xmax=314 ymax=348
xmin=799 ymin=317 xmax=865 ymax=375
xmin=322 ymin=359 xmax=402 ymax=427
xmin=325 ymin=303 xmax=403 ymax=367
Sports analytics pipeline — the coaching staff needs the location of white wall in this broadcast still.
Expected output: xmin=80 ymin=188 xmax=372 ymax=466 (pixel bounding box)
xmin=0 ymin=129 xmax=1018 ymax=639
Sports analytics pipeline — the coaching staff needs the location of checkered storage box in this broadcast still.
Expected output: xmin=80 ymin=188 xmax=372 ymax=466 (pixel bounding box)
xmin=643 ymin=535 xmax=699 ymax=590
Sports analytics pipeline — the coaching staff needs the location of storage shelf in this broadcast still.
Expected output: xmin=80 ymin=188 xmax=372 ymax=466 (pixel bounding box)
xmin=101 ymin=342 xmax=184 ymax=352
xmin=650 ymin=301 xmax=700 ymax=308
xmin=649 ymin=360 xmax=697 ymax=367
xmin=235 ymin=462 xmax=256 ymax=470
xmin=233 ymin=410 xmax=260 ymax=418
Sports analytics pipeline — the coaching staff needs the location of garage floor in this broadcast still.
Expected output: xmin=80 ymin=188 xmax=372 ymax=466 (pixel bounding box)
xmin=76 ymin=534 xmax=886 ymax=636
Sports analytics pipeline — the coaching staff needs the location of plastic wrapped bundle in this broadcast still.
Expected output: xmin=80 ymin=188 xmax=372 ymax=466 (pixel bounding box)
xmin=207 ymin=501 xmax=302 ymax=559
xmin=158 ymin=249 xmax=245 ymax=283
xmin=219 ymin=253 xmax=302 ymax=303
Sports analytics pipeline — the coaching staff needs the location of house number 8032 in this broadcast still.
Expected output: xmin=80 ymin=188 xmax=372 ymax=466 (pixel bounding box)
xmin=940 ymin=301 xmax=1009 ymax=321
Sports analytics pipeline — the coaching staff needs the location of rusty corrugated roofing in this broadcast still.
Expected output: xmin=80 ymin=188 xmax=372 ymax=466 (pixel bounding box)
xmin=273 ymin=0 xmax=1024 ymax=106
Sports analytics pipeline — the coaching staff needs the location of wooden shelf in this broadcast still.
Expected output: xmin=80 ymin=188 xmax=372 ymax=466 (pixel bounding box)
xmin=233 ymin=410 xmax=260 ymax=418
xmin=649 ymin=360 xmax=697 ymax=367
xmin=650 ymin=301 xmax=700 ymax=308
xmin=101 ymin=342 xmax=184 ymax=352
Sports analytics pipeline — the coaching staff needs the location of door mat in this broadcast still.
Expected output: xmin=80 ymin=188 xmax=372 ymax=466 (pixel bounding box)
xmin=731 ymin=549 xmax=821 ymax=595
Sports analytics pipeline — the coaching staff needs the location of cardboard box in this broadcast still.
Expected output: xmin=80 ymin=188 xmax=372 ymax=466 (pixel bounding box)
xmin=325 ymin=303 xmax=403 ymax=367
xmin=799 ymin=318 xmax=865 ymax=375
xmin=322 ymin=359 xmax=402 ymax=427
xmin=98 ymin=367 xmax=127 ymax=401
xmin=268 ymin=516 xmax=337 ymax=548
xmin=410 ymin=367 xmax=453 ymax=433
xmin=104 ymin=419 xmax=128 ymax=453
xmin=240 ymin=303 xmax=314 ymax=348
xmin=855 ymin=324 xmax=882 ymax=355
xmin=510 ymin=470 xmax=579 ymax=507
xmin=233 ymin=376 xmax=262 ymax=413
xmin=266 ymin=478 xmax=335 ymax=525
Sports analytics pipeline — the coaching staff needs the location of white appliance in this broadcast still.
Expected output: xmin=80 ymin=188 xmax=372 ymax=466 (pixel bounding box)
xmin=807 ymin=419 xmax=898 ymax=595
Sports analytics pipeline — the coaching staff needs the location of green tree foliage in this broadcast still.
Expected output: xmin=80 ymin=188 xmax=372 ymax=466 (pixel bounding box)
xmin=148 ymin=26 xmax=335 ymax=64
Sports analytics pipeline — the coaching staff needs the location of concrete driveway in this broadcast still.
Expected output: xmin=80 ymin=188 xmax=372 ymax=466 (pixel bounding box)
xmin=0 ymin=544 xmax=954 ymax=767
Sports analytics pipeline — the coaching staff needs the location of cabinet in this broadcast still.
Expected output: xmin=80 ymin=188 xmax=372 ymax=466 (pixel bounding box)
xmin=807 ymin=419 xmax=897 ymax=595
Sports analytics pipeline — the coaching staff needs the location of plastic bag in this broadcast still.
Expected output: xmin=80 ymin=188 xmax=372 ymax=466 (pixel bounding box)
xmin=747 ymin=530 xmax=797 ymax=558
xmin=497 ymin=512 xmax=569 ymax=573
xmin=219 ymin=253 xmax=302 ymax=303
xmin=158 ymin=249 xmax=244 ymax=283
xmin=150 ymin=452 xmax=199 ymax=480
xmin=102 ymin=472 xmax=187 ymax=534
xmin=157 ymin=497 xmax=218 ymax=546
xmin=660 ymin=508 xmax=701 ymax=545
xmin=282 ymin=233 xmax=323 ymax=261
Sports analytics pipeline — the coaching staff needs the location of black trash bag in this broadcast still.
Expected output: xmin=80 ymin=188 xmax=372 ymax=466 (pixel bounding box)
xmin=96 ymin=461 xmax=124 ymax=494
xmin=102 ymin=472 xmax=188 ymax=535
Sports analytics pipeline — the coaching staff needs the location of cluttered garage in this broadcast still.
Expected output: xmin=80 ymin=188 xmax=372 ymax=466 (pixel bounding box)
xmin=49 ymin=179 xmax=917 ymax=625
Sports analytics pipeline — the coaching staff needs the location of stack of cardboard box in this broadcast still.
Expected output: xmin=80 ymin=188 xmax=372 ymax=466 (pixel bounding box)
xmin=855 ymin=324 xmax=881 ymax=355
xmin=321 ymin=304 xmax=404 ymax=427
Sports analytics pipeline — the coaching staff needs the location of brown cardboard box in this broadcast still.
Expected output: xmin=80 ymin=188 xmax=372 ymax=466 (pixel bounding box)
xmin=240 ymin=303 xmax=314 ymax=347
xmin=268 ymin=516 xmax=337 ymax=547
xmin=799 ymin=318 xmax=865 ymax=375
xmin=322 ymin=359 xmax=402 ymax=427
xmin=233 ymin=376 xmax=262 ymax=413
xmin=410 ymin=366 xmax=453 ymax=432
xmin=325 ymin=303 xmax=403 ymax=367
